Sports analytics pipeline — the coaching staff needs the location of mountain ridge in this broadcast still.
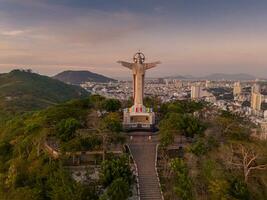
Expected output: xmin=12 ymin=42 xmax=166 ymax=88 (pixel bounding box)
xmin=165 ymin=73 xmax=259 ymax=80
xmin=53 ymin=70 xmax=116 ymax=85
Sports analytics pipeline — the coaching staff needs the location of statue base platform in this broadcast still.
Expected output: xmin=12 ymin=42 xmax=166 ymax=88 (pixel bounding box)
xmin=123 ymin=105 xmax=156 ymax=132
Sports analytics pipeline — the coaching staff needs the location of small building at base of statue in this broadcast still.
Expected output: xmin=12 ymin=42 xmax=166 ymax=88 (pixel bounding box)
xmin=123 ymin=104 xmax=155 ymax=131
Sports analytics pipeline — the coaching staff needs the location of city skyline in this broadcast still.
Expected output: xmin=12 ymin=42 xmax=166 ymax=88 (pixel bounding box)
xmin=1 ymin=0 xmax=267 ymax=77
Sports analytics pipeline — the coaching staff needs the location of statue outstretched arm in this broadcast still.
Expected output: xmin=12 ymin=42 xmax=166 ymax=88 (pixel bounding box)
xmin=144 ymin=61 xmax=161 ymax=70
xmin=117 ymin=61 xmax=133 ymax=69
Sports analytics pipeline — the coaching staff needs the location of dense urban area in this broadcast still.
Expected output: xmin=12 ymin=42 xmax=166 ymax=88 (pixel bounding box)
xmin=81 ymin=78 xmax=267 ymax=140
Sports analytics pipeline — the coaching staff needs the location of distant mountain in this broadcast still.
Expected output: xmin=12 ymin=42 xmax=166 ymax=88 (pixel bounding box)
xmin=166 ymin=75 xmax=189 ymax=80
xmin=53 ymin=70 xmax=116 ymax=85
xmin=0 ymin=69 xmax=88 ymax=114
xmin=201 ymin=73 xmax=256 ymax=81
xmin=166 ymin=73 xmax=256 ymax=80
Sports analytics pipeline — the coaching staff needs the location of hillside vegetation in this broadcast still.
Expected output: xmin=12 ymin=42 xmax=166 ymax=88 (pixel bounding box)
xmin=0 ymin=95 xmax=131 ymax=200
xmin=0 ymin=69 xmax=88 ymax=115
xmin=158 ymin=100 xmax=267 ymax=200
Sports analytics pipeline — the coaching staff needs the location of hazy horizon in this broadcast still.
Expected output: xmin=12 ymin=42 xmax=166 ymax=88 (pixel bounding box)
xmin=1 ymin=68 xmax=266 ymax=81
xmin=1 ymin=0 xmax=267 ymax=77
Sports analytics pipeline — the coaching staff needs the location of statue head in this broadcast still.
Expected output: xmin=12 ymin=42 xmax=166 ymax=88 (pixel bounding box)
xmin=133 ymin=52 xmax=145 ymax=64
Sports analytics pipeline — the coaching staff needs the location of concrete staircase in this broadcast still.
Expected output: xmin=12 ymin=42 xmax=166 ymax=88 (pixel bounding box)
xmin=129 ymin=136 xmax=162 ymax=200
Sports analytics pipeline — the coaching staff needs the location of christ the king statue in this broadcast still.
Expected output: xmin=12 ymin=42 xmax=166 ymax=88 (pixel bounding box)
xmin=118 ymin=52 xmax=160 ymax=131
xmin=118 ymin=52 xmax=160 ymax=106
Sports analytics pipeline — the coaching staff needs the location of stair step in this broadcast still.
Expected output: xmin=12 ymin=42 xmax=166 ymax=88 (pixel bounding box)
xmin=129 ymin=140 xmax=163 ymax=200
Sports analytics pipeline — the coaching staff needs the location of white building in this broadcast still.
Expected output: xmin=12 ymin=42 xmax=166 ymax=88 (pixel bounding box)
xmin=251 ymin=92 xmax=262 ymax=111
xmin=191 ymin=85 xmax=202 ymax=99
xmin=233 ymin=82 xmax=242 ymax=96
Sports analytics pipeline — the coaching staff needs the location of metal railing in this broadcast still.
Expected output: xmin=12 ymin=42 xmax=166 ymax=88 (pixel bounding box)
xmin=123 ymin=123 xmax=154 ymax=131
xmin=155 ymin=144 xmax=165 ymax=200
xmin=125 ymin=144 xmax=141 ymax=200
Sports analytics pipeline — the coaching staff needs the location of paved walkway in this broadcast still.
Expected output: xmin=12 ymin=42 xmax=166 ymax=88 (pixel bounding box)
xmin=129 ymin=135 xmax=162 ymax=200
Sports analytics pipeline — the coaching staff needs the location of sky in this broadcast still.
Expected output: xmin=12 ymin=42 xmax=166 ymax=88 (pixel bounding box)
xmin=0 ymin=0 xmax=267 ymax=78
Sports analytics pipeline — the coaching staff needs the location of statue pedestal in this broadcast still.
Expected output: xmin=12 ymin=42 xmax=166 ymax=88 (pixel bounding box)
xmin=123 ymin=105 xmax=155 ymax=131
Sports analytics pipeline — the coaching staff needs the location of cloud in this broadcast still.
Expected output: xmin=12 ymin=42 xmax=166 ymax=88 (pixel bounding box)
xmin=44 ymin=11 xmax=149 ymax=45
xmin=0 ymin=0 xmax=267 ymax=78
xmin=1 ymin=29 xmax=28 ymax=36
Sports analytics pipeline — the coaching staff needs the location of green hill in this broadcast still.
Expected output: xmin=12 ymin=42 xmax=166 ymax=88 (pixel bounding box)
xmin=0 ymin=69 xmax=89 ymax=114
xmin=53 ymin=70 xmax=116 ymax=85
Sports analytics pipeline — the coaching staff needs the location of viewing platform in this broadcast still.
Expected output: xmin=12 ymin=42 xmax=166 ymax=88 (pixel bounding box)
xmin=123 ymin=123 xmax=156 ymax=132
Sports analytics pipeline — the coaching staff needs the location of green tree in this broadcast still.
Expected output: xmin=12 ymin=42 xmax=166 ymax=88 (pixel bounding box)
xmin=101 ymin=156 xmax=133 ymax=187
xmin=104 ymin=178 xmax=130 ymax=200
xmin=179 ymin=114 xmax=206 ymax=138
xmin=101 ymin=99 xmax=121 ymax=112
xmin=143 ymin=96 xmax=161 ymax=112
xmin=190 ymin=136 xmax=218 ymax=156
xmin=159 ymin=113 xmax=182 ymax=148
xmin=101 ymin=112 xmax=122 ymax=133
xmin=159 ymin=113 xmax=206 ymax=147
xmin=89 ymin=94 xmax=106 ymax=110
xmin=170 ymin=158 xmax=193 ymax=200
xmin=215 ymin=111 xmax=250 ymax=141
xmin=56 ymin=118 xmax=81 ymax=141
xmin=160 ymin=100 xmax=205 ymax=116
xmin=47 ymin=167 xmax=84 ymax=200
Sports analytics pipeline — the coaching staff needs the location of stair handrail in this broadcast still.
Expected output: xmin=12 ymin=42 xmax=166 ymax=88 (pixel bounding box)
xmin=155 ymin=144 xmax=165 ymax=200
xmin=125 ymin=144 xmax=141 ymax=200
